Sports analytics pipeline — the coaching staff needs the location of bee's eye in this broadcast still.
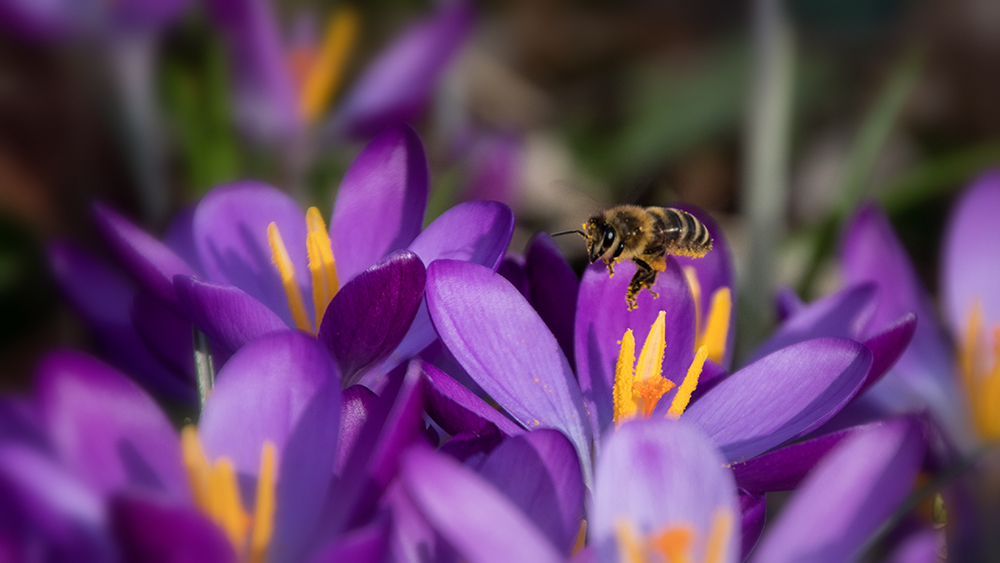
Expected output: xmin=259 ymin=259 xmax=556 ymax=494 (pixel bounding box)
xmin=604 ymin=230 xmax=615 ymax=244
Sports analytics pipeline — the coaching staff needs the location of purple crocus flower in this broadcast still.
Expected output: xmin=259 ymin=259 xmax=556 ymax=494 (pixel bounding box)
xmin=72 ymin=125 xmax=513 ymax=393
xmin=0 ymin=0 xmax=188 ymax=40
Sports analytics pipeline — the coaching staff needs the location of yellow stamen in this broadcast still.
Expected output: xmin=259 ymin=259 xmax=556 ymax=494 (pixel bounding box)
xmin=616 ymin=521 xmax=649 ymax=563
xmin=668 ymin=346 xmax=708 ymax=419
xmin=705 ymin=509 xmax=733 ymax=563
xmin=649 ymin=525 xmax=694 ymax=563
xmin=613 ymin=330 xmax=638 ymax=425
xmin=268 ymin=222 xmax=312 ymax=333
xmin=249 ymin=442 xmax=277 ymax=563
xmin=181 ymin=425 xmax=210 ymax=509
xmin=209 ymin=459 xmax=251 ymax=553
xmin=305 ymin=207 xmax=339 ymax=326
xmin=299 ymin=7 xmax=359 ymax=123
xmin=636 ymin=312 xmax=667 ymax=383
xmin=684 ymin=267 xmax=703 ymax=339
xmin=699 ymin=288 xmax=731 ymax=365
xmin=958 ymin=301 xmax=1000 ymax=440
xmin=572 ymin=520 xmax=588 ymax=556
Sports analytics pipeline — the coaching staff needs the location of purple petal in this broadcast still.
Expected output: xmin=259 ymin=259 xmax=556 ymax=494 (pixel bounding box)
xmin=887 ymin=529 xmax=941 ymax=563
xmin=174 ymin=275 xmax=288 ymax=359
xmin=731 ymin=423 xmax=877 ymax=493
xmin=740 ymin=492 xmax=765 ymax=562
xmin=751 ymin=282 xmax=877 ymax=361
xmin=308 ymin=517 xmax=389 ymax=563
xmin=462 ymin=132 xmax=522 ymax=207
xmin=163 ymin=205 xmax=202 ymax=273
xmin=942 ymin=171 xmax=1000 ymax=333
xmin=330 ymin=125 xmax=429 ymax=283
xmin=198 ymin=332 xmax=340 ymax=476
xmin=752 ymin=418 xmax=926 ymax=563
xmin=131 ymin=291 xmax=194 ymax=381
xmin=193 ymin=181 xmax=309 ymax=329
xmin=331 ymin=2 xmax=474 ymax=138
xmin=526 ymin=233 xmax=579 ymax=372
xmin=400 ymin=446 xmax=564 ymax=563
xmin=34 ymin=351 xmax=188 ymax=499
xmin=111 ymin=496 xmax=235 ymax=563
xmin=337 ymin=385 xmax=378 ymax=474
xmin=206 ymin=0 xmax=299 ymax=142
xmin=0 ymin=397 xmax=47 ymax=451
xmin=49 ymin=242 xmax=193 ymax=400
xmin=427 ymin=260 xmax=593 ymax=484
xmin=439 ymin=429 xmax=504 ymax=465
xmin=420 ymin=360 xmax=524 ymax=439
xmin=575 ymin=257 xmax=696 ymax=435
xmin=366 ymin=200 xmax=515 ymax=379
xmin=93 ymin=203 xmax=197 ymax=308
xmin=591 ymin=419 xmax=739 ymax=563
xmin=477 ymin=429 xmax=584 ymax=557
xmin=383 ymin=480 xmax=457 ymax=563
xmin=775 ymin=286 xmax=804 ymax=322
xmin=859 ymin=312 xmax=917 ymax=395
xmin=497 ymin=255 xmax=529 ymax=298
xmin=673 ymin=204 xmax=737 ymax=368
xmin=318 ymin=250 xmax=426 ymax=383
xmin=684 ymin=338 xmax=872 ymax=463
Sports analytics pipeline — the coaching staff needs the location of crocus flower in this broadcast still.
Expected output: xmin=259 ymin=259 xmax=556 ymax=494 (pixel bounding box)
xmin=79 ymin=125 xmax=513 ymax=393
xmin=206 ymin=0 xmax=473 ymax=144
xmin=0 ymin=0 xmax=188 ymax=40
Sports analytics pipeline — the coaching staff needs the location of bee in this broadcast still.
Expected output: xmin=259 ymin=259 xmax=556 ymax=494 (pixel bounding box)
xmin=555 ymin=205 xmax=713 ymax=310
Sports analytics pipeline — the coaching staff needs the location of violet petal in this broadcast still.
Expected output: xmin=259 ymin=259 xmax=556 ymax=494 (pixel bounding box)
xmin=751 ymin=418 xmax=926 ymax=563
xmin=575 ymin=257 xmax=696 ymax=435
xmin=684 ymin=338 xmax=872 ymax=463
xmin=330 ymin=125 xmax=429 ymax=283
xmin=400 ymin=446 xmax=564 ymax=563
xmin=111 ymin=495 xmax=236 ymax=563
xmin=477 ymin=429 xmax=584 ymax=557
xmin=427 ymin=260 xmax=593 ymax=484
xmin=318 ymin=250 xmax=426 ymax=383
xmin=34 ymin=351 xmax=188 ymax=500
xmin=337 ymin=385 xmax=378 ymax=475
xmin=740 ymin=492 xmax=766 ymax=562
xmin=859 ymin=312 xmax=917 ymax=396
xmin=131 ymin=291 xmax=194 ymax=381
xmin=420 ymin=360 xmax=524 ymax=438
xmin=307 ymin=517 xmax=389 ymax=563
xmin=526 ymin=233 xmax=579 ymax=372
xmin=173 ymin=275 xmax=288 ymax=359
xmin=497 ymin=255 xmax=529 ymax=298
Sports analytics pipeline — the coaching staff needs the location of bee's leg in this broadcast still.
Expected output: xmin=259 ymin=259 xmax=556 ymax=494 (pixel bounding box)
xmin=626 ymin=260 xmax=659 ymax=310
xmin=603 ymin=258 xmax=615 ymax=277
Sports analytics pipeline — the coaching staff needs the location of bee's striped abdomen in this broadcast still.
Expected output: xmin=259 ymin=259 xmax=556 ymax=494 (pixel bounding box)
xmin=651 ymin=207 xmax=713 ymax=258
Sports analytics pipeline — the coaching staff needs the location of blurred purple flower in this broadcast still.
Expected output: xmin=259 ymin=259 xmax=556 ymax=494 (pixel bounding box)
xmin=0 ymin=0 xmax=189 ymax=40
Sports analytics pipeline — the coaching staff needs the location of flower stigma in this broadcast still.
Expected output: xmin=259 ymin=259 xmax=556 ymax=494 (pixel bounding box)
xmin=267 ymin=207 xmax=340 ymax=334
xmin=615 ymin=508 xmax=733 ymax=563
xmin=958 ymin=299 xmax=1000 ymax=440
xmin=613 ymin=311 xmax=708 ymax=426
xmin=181 ymin=426 xmax=277 ymax=562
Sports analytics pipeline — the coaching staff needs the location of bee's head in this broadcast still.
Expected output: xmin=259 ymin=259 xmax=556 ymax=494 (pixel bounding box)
xmin=584 ymin=216 xmax=620 ymax=263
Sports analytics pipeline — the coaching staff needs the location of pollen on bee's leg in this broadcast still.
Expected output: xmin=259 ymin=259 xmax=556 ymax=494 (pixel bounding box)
xmin=268 ymin=222 xmax=312 ymax=332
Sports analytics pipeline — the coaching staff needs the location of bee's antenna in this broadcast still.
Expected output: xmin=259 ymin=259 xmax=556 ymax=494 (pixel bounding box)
xmin=551 ymin=229 xmax=586 ymax=238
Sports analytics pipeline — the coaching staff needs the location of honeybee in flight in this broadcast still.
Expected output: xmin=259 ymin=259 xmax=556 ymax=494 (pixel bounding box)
xmin=555 ymin=205 xmax=713 ymax=310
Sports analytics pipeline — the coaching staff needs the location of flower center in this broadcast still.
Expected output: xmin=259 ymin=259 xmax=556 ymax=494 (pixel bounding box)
xmin=181 ymin=426 xmax=276 ymax=562
xmin=958 ymin=300 xmax=1000 ymax=440
xmin=615 ymin=509 xmax=733 ymax=563
xmin=613 ymin=311 xmax=709 ymax=426
xmin=267 ymin=207 xmax=340 ymax=334
xmin=291 ymin=7 xmax=360 ymax=124
xmin=683 ymin=267 xmax=731 ymax=365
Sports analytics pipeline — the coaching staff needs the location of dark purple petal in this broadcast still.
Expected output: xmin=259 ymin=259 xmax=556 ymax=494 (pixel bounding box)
xmin=93 ymin=203 xmax=197 ymax=308
xmin=400 ymin=446 xmax=564 ymax=563
xmin=887 ymin=529 xmax=940 ymax=563
xmin=330 ymin=125 xmax=429 ymax=283
xmin=775 ymin=286 xmax=803 ymax=322
xmin=477 ymin=429 xmax=584 ymax=557
xmin=731 ymin=423 xmax=877 ymax=493
xmin=206 ymin=0 xmax=299 ymax=142
xmin=383 ymin=479 xmax=458 ymax=563
xmin=740 ymin=492 xmax=765 ymax=562
xmin=193 ymin=181 xmax=309 ymax=329
xmin=427 ymin=260 xmax=593 ymax=484
xmin=337 ymin=385 xmax=378 ymax=475
xmin=35 ymin=351 xmax=188 ymax=499
xmin=163 ymin=205 xmax=202 ymax=273
xmin=198 ymin=332 xmax=339 ymax=476
xmin=111 ymin=495 xmax=235 ymax=563
xmin=685 ymin=338 xmax=872 ymax=463
xmin=0 ymin=398 xmax=47 ymax=451
xmin=420 ymin=360 xmax=524 ymax=439
xmin=751 ymin=283 xmax=877 ymax=361
xmin=131 ymin=291 xmax=194 ymax=381
xmin=859 ymin=312 xmax=917 ymax=395
xmin=318 ymin=250 xmax=426 ymax=383
xmin=526 ymin=233 xmax=579 ymax=372
xmin=497 ymin=255 xmax=529 ymax=298
xmin=174 ymin=275 xmax=288 ymax=359
xmin=943 ymin=171 xmax=1000 ymax=331
xmin=48 ymin=241 xmax=193 ymax=400
xmin=364 ymin=200 xmax=515 ymax=380
xmin=673 ymin=204 xmax=736 ymax=368
xmin=752 ymin=419 xmax=926 ymax=563
xmin=0 ymin=1 xmax=73 ymax=40
xmin=308 ymin=517 xmax=390 ymax=563
xmin=575 ymin=257 xmax=696 ymax=435
xmin=331 ymin=2 xmax=474 ymax=138
xmin=439 ymin=429 xmax=504 ymax=465
xmin=591 ymin=419 xmax=739 ymax=563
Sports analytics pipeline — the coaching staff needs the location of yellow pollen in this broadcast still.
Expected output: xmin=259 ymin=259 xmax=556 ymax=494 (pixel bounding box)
xmin=699 ymin=288 xmax=731 ymax=365
xmin=636 ymin=312 xmax=668 ymax=383
xmin=668 ymin=346 xmax=708 ymax=419
xmin=614 ymin=509 xmax=733 ymax=563
xmin=613 ymin=313 xmax=678 ymax=425
xmin=305 ymin=207 xmax=339 ymax=326
xmin=959 ymin=300 xmax=1000 ymax=440
xmin=704 ymin=509 xmax=733 ymax=563
xmin=268 ymin=222 xmax=313 ymax=333
xmin=181 ymin=426 xmax=279 ymax=562
xmin=650 ymin=526 xmax=694 ymax=563
xmin=613 ymin=330 xmax=638 ymax=425
xmin=299 ymin=7 xmax=359 ymax=123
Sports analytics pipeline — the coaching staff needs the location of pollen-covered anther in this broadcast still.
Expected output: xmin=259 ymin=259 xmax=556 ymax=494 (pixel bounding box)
xmin=958 ymin=300 xmax=1000 ymax=440
xmin=614 ymin=508 xmax=732 ymax=563
xmin=305 ymin=207 xmax=339 ymax=325
xmin=684 ymin=266 xmax=731 ymax=365
xmin=298 ymin=7 xmax=360 ymax=123
xmin=268 ymin=222 xmax=312 ymax=332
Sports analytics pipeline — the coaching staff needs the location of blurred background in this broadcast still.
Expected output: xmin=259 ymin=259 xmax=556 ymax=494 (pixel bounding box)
xmin=2 ymin=0 xmax=999 ymax=387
